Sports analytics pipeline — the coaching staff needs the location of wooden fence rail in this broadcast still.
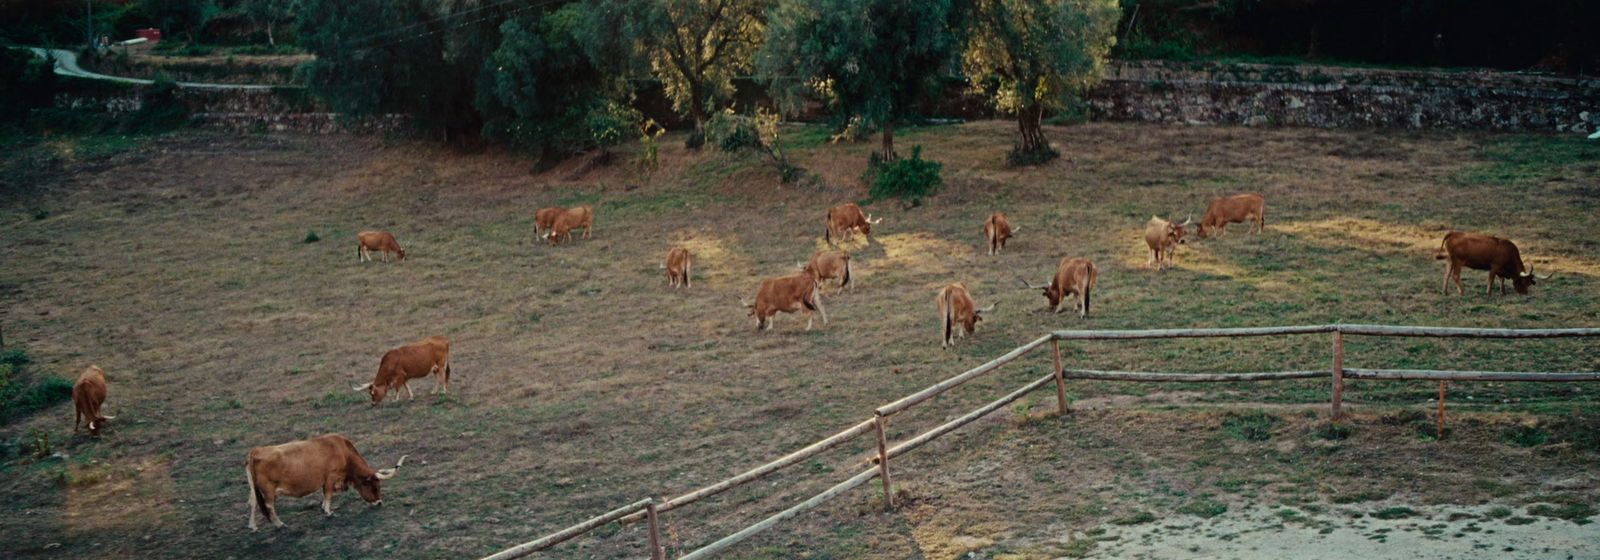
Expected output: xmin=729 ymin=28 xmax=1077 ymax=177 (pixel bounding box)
xmin=481 ymin=324 xmax=1599 ymax=560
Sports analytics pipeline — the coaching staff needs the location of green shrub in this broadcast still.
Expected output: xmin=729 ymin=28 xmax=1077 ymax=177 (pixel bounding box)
xmin=303 ymin=230 xmax=321 ymax=243
xmin=1502 ymin=424 xmax=1550 ymax=448
xmin=0 ymin=349 xmax=75 ymax=424
xmin=122 ymin=79 xmax=189 ymax=134
xmin=1007 ymin=143 xmax=1060 ymax=167
xmin=1178 ymin=498 xmax=1228 ymax=518
xmin=1312 ymin=422 xmax=1353 ymax=441
xmin=1372 ymin=507 xmax=1415 ymax=520
xmin=704 ymin=110 xmax=760 ymax=153
xmin=1222 ymin=411 xmax=1280 ymax=442
xmin=867 ymin=145 xmax=942 ymax=206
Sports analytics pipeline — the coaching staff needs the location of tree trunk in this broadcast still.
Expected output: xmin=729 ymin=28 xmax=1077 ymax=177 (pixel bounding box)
xmin=881 ymin=120 xmax=896 ymax=161
xmin=1016 ymin=104 xmax=1051 ymax=153
xmin=266 ymin=22 xmax=276 ymax=46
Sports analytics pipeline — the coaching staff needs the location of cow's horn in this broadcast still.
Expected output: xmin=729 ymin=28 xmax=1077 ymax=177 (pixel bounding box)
xmin=868 ymin=214 xmax=883 ymax=224
xmin=1182 ymin=215 xmax=1193 ymax=226
xmin=738 ymin=297 xmax=752 ymax=308
xmin=374 ymin=455 xmax=408 ymax=479
xmin=1010 ymin=225 xmax=1020 ymax=233
xmin=1529 ymin=265 xmax=1554 ymax=280
xmin=353 ymin=382 xmax=373 ymax=392
xmin=977 ymin=302 xmax=998 ymax=314
xmin=1018 ymin=277 xmax=1042 ymax=290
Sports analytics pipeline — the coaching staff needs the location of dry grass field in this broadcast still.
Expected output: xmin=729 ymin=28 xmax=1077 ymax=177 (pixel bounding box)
xmin=1 ymin=121 xmax=1598 ymax=559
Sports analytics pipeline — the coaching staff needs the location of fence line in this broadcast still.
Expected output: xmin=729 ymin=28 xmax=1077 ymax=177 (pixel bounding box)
xmin=481 ymin=324 xmax=1599 ymax=560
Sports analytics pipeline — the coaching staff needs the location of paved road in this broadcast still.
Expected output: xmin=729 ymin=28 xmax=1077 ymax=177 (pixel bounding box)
xmin=26 ymin=47 xmax=299 ymax=91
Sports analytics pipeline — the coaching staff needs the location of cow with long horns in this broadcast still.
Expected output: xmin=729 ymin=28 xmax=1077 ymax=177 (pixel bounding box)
xmin=1436 ymin=231 xmax=1552 ymax=295
xmin=825 ymin=203 xmax=882 ymax=246
xmin=1023 ymin=258 xmax=1098 ymax=317
xmin=937 ymin=283 xmax=995 ymax=347
xmin=353 ymin=336 xmax=451 ymax=405
xmin=1144 ymin=216 xmax=1190 ymax=270
xmin=983 ymin=212 xmax=1016 ymax=255
xmin=245 ymin=434 xmax=406 ymax=530
xmin=802 ymin=250 xmax=853 ymax=294
xmin=72 ymin=365 xmax=113 ymax=435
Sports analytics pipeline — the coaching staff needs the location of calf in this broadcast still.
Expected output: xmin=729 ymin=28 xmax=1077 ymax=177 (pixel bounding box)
xmin=937 ymin=283 xmax=995 ymax=347
xmin=664 ymin=246 xmax=692 ymax=289
xmin=802 ymin=250 xmax=853 ymax=294
xmin=1436 ymin=231 xmax=1552 ymax=295
xmin=1022 ymin=257 xmax=1098 ymax=317
xmin=356 ymin=231 xmax=406 ymax=262
xmin=983 ymin=212 xmax=1016 ymax=255
xmin=245 ymin=434 xmax=406 ymax=530
xmin=1143 ymin=216 xmax=1189 ymax=270
xmin=824 ymin=203 xmax=882 ymax=246
xmin=742 ymin=271 xmax=826 ymax=331
xmin=534 ymin=207 xmax=566 ymax=238
xmin=1195 ymin=193 xmax=1266 ymax=238
xmin=72 ymin=365 xmax=113 ymax=435
xmin=544 ymin=205 xmax=595 ymax=245
xmin=353 ymin=336 xmax=452 ymax=404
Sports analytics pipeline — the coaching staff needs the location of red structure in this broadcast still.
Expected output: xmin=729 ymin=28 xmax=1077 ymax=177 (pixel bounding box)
xmin=135 ymin=28 xmax=162 ymax=43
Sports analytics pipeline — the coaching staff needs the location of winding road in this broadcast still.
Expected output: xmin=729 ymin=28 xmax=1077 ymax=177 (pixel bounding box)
xmin=27 ymin=47 xmax=298 ymax=91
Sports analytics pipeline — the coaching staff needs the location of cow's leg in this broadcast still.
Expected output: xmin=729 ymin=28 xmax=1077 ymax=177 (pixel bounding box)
xmin=264 ymin=491 xmax=285 ymax=527
xmin=1486 ymin=271 xmax=1495 ymax=295
xmin=685 ymin=261 xmax=691 ymax=289
xmin=1441 ymin=262 xmax=1452 ymax=294
xmin=404 ymin=381 xmax=416 ymax=400
xmin=322 ymin=488 xmax=335 ymax=516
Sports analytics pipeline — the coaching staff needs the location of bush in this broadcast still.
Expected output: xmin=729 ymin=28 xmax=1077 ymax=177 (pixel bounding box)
xmin=1312 ymin=422 xmax=1353 ymax=441
xmin=704 ymin=110 xmax=760 ymax=153
xmin=1502 ymin=423 xmax=1550 ymax=448
xmin=0 ymin=349 xmax=74 ymax=424
xmin=867 ymin=145 xmax=942 ymax=206
xmin=303 ymin=230 xmax=320 ymax=243
xmin=122 ymin=79 xmax=190 ymax=134
xmin=1007 ymin=143 xmax=1060 ymax=167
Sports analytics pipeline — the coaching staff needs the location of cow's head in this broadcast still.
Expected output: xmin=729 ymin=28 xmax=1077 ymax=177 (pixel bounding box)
xmin=396 ymin=247 xmax=407 ymax=261
xmin=1514 ymin=265 xmax=1554 ymax=295
xmin=862 ymin=214 xmax=883 ymax=236
xmin=1171 ymin=218 xmax=1191 ymax=245
xmin=1021 ymin=278 xmax=1063 ymax=309
xmin=352 ymin=455 xmax=406 ymax=505
xmin=353 ymin=382 xmax=388 ymax=405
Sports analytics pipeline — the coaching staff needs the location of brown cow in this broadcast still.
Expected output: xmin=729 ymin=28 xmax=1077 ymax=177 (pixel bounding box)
xmin=1436 ymin=231 xmax=1552 ymax=295
xmin=543 ymin=205 xmax=595 ymax=245
xmin=802 ymin=250 xmax=853 ymax=294
xmin=824 ymin=203 xmax=882 ymax=246
xmin=937 ymin=283 xmax=995 ymax=347
xmin=534 ymin=207 xmax=566 ymax=238
xmin=245 ymin=434 xmax=406 ymax=530
xmin=664 ymin=246 xmax=692 ymax=289
xmin=1022 ymin=257 xmax=1098 ymax=317
xmin=356 ymin=231 xmax=406 ymax=262
xmin=72 ymin=365 xmax=113 ymax=435
xmin=741 ymin=271 xmax=827 ymax=331
xmin=353 ymin=336 xmax=451 ymax=404
xmin=1144 ymin=216 xmax=1190 ymax=270
xmin=983 ymin=212 xmax=1016 ymax=255
xmin=1195 ymin=193 xmax=1266 ymax=238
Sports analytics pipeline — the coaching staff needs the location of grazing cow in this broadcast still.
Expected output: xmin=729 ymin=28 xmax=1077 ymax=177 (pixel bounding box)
xmin=1022 ymin=257 xmax=1098 ymax=317
xmin=72 ymin=365 xmax=113 ymax=435
xmin=1195 ymin=193 xmax=1266 ymax=238
xmin=353 ymin=336 xmax=452 ymax=404
xmin=824 ymin=203 xmax=882 ymax=246
xmin=983 ymin=212 xmax=1016 ymax=255
xmin=544 ymin=205 xmax=595 ymax=245
xmin=534 ymin=207 xmax=566 ymax=237
xmin=1436 ymin=231 xmax=1552 ymax=295
xmin=937 ymin=283 xmax=995 ymax=347
xmin=1144 ymin=216 xmax=1190 ymax=270
xmin=356 ymin=231 xmax=406 ymax=263
xmin=802 ymin=250 xmax=853 ymax=294
xmin=741 ymin=271 xmax=826 ymax=331
xmin=245 ymin=434 xmax=406 ymax=530
xmin=664 ymin=246 xmax=692 ymax=289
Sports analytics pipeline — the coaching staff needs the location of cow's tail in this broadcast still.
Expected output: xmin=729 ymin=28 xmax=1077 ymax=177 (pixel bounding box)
xmin=246 ymin=455 xmax=270 ymax=520
xmin=841 ymin=256 xmax=852 ymax=290
xmin=1435 ymin=236 xmax=1448 ymax=260
xmin=824 ymin=209 xmax=834 ymax=246
xmin=1084 ymin=264 xmax=1098 ymax=315
xmin=937 ymin=286 xmax=953 ymax=344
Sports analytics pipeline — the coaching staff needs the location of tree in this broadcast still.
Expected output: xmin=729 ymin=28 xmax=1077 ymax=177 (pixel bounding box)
xmin=634 ymin=0 xmax=767 ymax=139
xmin=476 ymin=2 xmax=637 ymax=160
xmin=964 ymin=0 xmax=1120 ymax=163
xmin=758 ymin=0 xmax=961 ymax=161
xmin=242 ymin=0 xmax=297 ymax=46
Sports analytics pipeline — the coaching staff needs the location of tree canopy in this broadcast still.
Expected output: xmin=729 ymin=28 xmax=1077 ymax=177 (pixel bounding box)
xmin=633 ymin=0 xmax=767 ymax=136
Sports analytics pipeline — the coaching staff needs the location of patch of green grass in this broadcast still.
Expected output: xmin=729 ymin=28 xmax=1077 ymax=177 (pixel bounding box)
xmin=1453 ymin=135 xmax=1600 ymax=187
xmin=1178 ymin=498 xmax=1228 ymax=518
xmin=1311 ymin=422 xmax=1353 ymax=441
xmin=1112 ymin=511 xmax=1157 ymax=525
xmin=1330 ymin=490 xmax=1390 ymax=504
xmin=1485 ymin=506 xmax=1514 ymax=519
xmin=1527 ymin=503 xmax=1595 ymax=524
xmin=1504 ymin=516 xmax=1537 ymax=526
xmin=1058 ymin=537 xmax=1098 ymax=558
xmin=1222 ymin=411 xmax=1280 ymax=442
xmin=1372 ymin=507 xmax=1416 ymax=520
xmin=1501 ymin=424 xmax=1550 ymax=447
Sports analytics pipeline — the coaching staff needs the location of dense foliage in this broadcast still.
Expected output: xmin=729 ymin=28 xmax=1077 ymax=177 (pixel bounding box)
xmin=867 ymin=145 xmax=943 ymax=206
xmin=758 ymin=0 xmax=963 ymax=161
xmin=632 ymin=0 xmax=767 ymax=139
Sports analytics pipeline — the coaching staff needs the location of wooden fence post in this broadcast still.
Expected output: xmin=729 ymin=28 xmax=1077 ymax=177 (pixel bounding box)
xmin=874 ymin=414 xmax=894 ymax=511
xmin=646 ymin=500 xmax=665 ymax=560
xmin=1052 ymin=339 xmax=1067 ymax=415
xmin=1436 ymin=381 xmax=1447 ymax=441
xmin=1331 ymin=330 xmax=1345 ymax=421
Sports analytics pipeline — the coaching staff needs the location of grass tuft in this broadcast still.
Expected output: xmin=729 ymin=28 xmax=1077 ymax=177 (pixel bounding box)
xmin=1222 ymin=411 xmax=1280 ymax=442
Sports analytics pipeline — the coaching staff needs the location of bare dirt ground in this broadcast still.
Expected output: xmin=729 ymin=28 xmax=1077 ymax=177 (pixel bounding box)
xmin=0 ymin=122 xmax=1597 ymax=559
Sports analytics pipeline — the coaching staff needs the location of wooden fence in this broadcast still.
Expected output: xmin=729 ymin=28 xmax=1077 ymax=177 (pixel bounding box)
xmin=481 ymin=324 xmax=1600 ymax=560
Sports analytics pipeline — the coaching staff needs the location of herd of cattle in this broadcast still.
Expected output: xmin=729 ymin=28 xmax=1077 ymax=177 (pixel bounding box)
xmin=63 ymin=189 xmax=1557 ymax=530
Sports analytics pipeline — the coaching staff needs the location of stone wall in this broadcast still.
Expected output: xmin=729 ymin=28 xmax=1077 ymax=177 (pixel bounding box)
xmin=1086 ymin=60 xmax=1600 ymax=134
